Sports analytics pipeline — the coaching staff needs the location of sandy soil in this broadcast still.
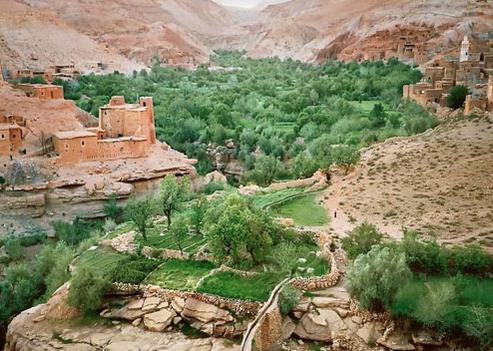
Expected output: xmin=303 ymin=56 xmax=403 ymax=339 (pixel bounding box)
xmin=322 ymin=115 xmax=493 ymax=252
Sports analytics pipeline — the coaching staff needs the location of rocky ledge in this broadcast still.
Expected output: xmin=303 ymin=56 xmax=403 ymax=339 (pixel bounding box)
xmin=4 ymin=284 xmax=238 ymax=351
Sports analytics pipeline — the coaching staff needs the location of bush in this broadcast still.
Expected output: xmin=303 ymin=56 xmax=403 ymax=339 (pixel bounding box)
xmin=104 ymin=194 xmax=124 ymax=223
xmin=53 ymin=219 xmax=91 ymax=246
xmin=40 ymin=243 xmax=75 ymax=298
xmin=463 ymin=306 xmax=493 ymax=350
xmin=449 ymin=244 xmax=492 ymax=276
xmin=341 ymin=222 xmax=384 ymax=259
xmin=4 ymin=238 xmax=24 ymax=261
xmin=447 ymin=85 xmax=468 ymax=109
xmin=412 ymin=280 xmax=459 ymax=330
xmin=399 ymin=230 xmax=448 ymax=275
xmin=103 ymin=218 xmax=117 ymax=233
xmin=347 ymin=245 xmax=411 ymax=310
xmin=67 ymin=265 xmax=111 ymax=313
xmin=202 ymin=181 xmax=226 ymax=195
xmin=279 ymin=284 xmax=301 ymax=315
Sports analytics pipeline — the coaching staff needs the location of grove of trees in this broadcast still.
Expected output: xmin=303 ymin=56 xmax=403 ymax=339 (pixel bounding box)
xmin=57 ymin=52 xmax=437 ymax=184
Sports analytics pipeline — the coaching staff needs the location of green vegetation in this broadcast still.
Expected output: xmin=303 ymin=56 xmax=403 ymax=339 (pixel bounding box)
xmin=60 ymin=52 xmax=435 ymax=183
xmin=447 ymin=85 xmax=469 ymax=109
xmin=124 ymin=195 xmax=158 ymax=241
xmin=250 ymin=186 xmax=309 ymax=210
xmin=203 ymin=193 xmax=278 ymax=266
xmin=279 ymin=284 xmax=302 ymax=315
xmin=341 ymin=222 xmax=384 ymax=259
xmin=271 ymin=192 xmax=328 ymax=226
xmin=158 ymin=175 xmax=190 ymax=229
xmin=77 ymin=247 xmax=129 ymax=276
xmin=344 ymin=223 xmax=493 ymax=349
xmin=145 ymin=259 xmax=216 ymax=291
xmin=347 ymin=245 xmax=412 ymax=310
xmin=67 ymin=265 xmax=111 ymax=314
xmin=197 ymin=271 xmax=282 ymax=301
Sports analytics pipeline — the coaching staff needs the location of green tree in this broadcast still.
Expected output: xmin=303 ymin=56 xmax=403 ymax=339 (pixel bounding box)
xmin=104 ymin=193 xmax=123 ymax=223
xmin=447 ymin=85 xmax=468 ymax=109
xmin=331 ymin=146 xmax=360 ymax=175
xmin=124 ymin=196 xmax=157 ymax=241
xmin=67 ymin=265 xmax=110 ymax=314
xmin=369 ymin=103 xmax=387 ymax=127
xmin=347 ymin=245 xmax=411 ymax=310
xmin=169 ymin=217 xmax=189 ymax=254
xmin=158 ymin=175 xmax=190 ymax=229
xmin=190 ymin=195 xmax=208 ymax=235
xmin=204 ymin=194 xmax=273 ymax=266
xmin=242 ymin=154 xmax=283 ymax=186
xmin=341 ymin=222 xmax=384 ymax=259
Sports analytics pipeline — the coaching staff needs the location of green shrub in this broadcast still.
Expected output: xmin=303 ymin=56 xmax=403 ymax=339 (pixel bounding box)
xmin=279 ymin=284 xmax=301 ymax=315
xmin=41 ymin=243 xmax=75 ymax=298
xmin=347 ymin=245 xmax=411 ymax=310
xmin=447 ymin=85 xmax=468 ymax=109
xmin=104 ymin=194 xmax=124 ymax=223
xmin=67 ymin=265 xmax=111 ymax=313
xmin=4 ymin=238 xmax=24 ymax=261
xmin=412 ymin=280 xmax=459 ymax=330
xmin=53 ymin=219 xmax=91 ymax=246
xmin=463 ymin=306 xmax=493 ymax=350
xmin=450 ymin=244 xmax=492 ymax=276
xmin=399 ymin=230 xmax=448 ymax=275
xmin=202 ymin=181 xmax=226 ymax=195
xmin=342 ymin=222 xmax=384 ymax=259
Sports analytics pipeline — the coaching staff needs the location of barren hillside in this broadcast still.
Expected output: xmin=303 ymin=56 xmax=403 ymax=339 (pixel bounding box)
xmin=324 ymin=114 xmax=493 ymax=252
xmin=0 ymin=0 xmax=141 ymax=74
xmin=21 ymin=0 xmax=238 ymax=66
xmin=1 ymin=0 xmax=492 ymax=69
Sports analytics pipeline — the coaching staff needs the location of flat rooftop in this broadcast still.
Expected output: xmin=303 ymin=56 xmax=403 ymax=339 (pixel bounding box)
xmin=53 ymin=130 xmax=97 ymax=140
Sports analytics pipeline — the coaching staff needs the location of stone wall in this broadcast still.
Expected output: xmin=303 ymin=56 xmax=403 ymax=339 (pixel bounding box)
xmin=111 ymin=283 xmax=261 ymax=317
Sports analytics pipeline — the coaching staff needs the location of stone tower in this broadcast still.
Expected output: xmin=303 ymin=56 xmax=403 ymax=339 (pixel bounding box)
xmin=460 ymin=35 xmax=470 ymax=62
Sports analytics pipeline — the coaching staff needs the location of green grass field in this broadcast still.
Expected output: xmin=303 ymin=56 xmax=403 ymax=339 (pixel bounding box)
xmin=197 ymin=271 xmax=283 ymax=301
xmin=144 ymin=226 xmax=207 ymax=254
xmin=250 ymin=186 xmax=308 ymax=210
xmin=145 ymin=259 xmax=217 ymax=291
xmin=77 ymin=247 xmax=128 ymax=275
xmin=272 ymin=193 xmax=328 ymax=226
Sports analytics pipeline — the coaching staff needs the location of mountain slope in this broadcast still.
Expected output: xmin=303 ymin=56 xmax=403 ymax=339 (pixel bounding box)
xmin=0 ymin=0 xmax=141 ymax=74
xmin=324 ymin=115 xmax=493 ymax=252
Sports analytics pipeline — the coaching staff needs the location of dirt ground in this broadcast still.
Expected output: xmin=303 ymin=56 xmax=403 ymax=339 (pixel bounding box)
xmin=323 ymin=114 xmax=493 ymax=252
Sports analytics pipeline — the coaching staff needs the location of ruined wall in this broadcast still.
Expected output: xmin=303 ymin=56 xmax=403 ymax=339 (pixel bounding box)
xmin=34 ymin=86 xmax=64 ymax=100
xmin=54 ymin=136 xmax=148 ymax=164
xmin=464 ymin=95 xmax=487 ymax=115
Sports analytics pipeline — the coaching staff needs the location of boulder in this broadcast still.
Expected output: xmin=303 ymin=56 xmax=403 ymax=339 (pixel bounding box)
xmin=101 ymin=306 xmax=148 ymax=321
xmin=143 ymin=309 xmax=176 ymax=332
xmin=294 ymin=308 xmax=345 ymax=342
xmin=172 ymin=296 xmax=186 ymax=313
xmin=311 ymin=296 xmax=349 ymax=309
xmin=412 ymin=330 xmax=444 ymax=346
xmin=378 ymin=335 xmax=415 ymax=351
xmin=142 ymin=296 xmax=161 ymax=311
xmin=281 ymin=316 xmax=296 ymax=341
xmin=127 ymin=298 xmax=145 ymax=310
xmin=182 ymin=298 xmax=234 ymax=324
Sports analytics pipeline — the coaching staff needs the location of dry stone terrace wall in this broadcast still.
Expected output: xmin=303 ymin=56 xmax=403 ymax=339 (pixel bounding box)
xmin=111 ymin=283 xmax=262 ymax=317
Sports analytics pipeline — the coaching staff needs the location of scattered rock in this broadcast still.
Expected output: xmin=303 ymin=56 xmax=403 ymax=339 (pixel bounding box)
xmin=182 ymin=298 xmax=234 ymax=324
xmin=143 ymin=309 xmax=176 ymax=332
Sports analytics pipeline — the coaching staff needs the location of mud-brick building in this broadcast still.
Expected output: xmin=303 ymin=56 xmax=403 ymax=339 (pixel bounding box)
xmin=15 ymin=84 xmax=64 ymax=100
xmin=0 ymin=123 xmax=23 ymax=156
xmin=52 ymin=96 xmax=156 ymax=164
xmin=99 ymin=96 xmax=156 ymax=143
